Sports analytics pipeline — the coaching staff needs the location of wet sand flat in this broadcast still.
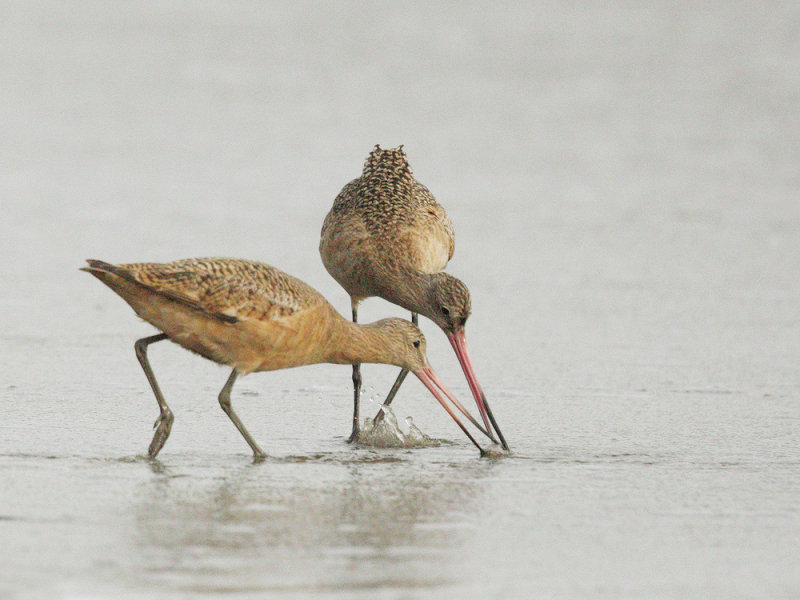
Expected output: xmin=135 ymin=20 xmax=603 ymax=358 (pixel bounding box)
xmin=1 ymin=2 xmax=799 ymax=598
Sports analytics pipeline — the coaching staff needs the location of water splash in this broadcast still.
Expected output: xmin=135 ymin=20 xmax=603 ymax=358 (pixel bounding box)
xmin=405 ymin=417 xmax=427 ymax=444
xmin=355 ymin=403 xmax=440 ymax=448
xmin=482 ymin=443 xmax=508 ymax=458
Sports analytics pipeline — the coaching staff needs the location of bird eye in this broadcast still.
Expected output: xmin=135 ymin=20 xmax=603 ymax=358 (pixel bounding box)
xmin=441 ymin=306 xmax=450 ymax=316
xmin=413 ymin=340 xmax=421 ymax=348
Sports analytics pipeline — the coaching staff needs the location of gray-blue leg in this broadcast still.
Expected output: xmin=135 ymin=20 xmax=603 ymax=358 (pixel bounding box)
xmin=218 ymin=369 xmax=266 ymax=459
xmin=373 ymin=312 xmax=417 ymax=425
xmin=348 ymin=303 xmax=362 ymax=443
xmin=134 ymin=333 xmax=172 ymax=458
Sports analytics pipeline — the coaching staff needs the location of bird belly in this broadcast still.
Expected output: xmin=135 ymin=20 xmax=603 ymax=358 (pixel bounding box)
xmin=126 ymin=292 xmax=260 ymax=371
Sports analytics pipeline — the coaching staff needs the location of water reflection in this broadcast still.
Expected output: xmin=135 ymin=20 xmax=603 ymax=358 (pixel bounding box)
xmin=132 ymin=454 xmax=495 ymax=595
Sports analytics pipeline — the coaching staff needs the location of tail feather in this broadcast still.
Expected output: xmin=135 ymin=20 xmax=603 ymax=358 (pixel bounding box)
xmin=81 ymin=258 xmax=115 ymax=273
xmin=81 ymin=259 xmax=143 ymax=286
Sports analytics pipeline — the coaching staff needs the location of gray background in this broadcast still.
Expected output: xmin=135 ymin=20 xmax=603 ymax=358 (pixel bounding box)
xmin=1 ymin=2 xmax=798 ymax=599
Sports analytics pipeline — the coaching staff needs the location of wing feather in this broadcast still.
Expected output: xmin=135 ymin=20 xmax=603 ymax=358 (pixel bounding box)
xmin=84 ymin=258 xmax=320 ymax=325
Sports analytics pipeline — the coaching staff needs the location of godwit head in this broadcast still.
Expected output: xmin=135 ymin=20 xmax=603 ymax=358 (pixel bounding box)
xmin=423 ymin=272 xmax=472 ymax=333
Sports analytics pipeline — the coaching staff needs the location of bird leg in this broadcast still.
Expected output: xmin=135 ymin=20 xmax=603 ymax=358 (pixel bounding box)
xmin=218 ymin=369 xmax=266 ymax=460
xmin=134 ymin=333 xmax=172 ymax=458
xmin=373 ymin=312 xmax=417 ymax=426
xmin=348 ymin=302 xmax=362 ymax=443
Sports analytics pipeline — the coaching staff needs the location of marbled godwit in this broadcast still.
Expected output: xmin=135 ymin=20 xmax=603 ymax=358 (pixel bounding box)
xmin=320 ymin=145 xmax=508 ymax=450
xmin=82 ymin=257 xmax=491 ymax=458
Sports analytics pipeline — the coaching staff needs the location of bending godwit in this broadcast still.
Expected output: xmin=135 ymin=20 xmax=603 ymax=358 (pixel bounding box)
xmin=82 ymin=257 xmax=491 ymax=458
xmin=320 ymin=145 xmax=508 ymax=450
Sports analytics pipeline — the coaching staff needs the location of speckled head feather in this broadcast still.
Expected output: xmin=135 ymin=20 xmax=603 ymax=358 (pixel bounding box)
xmin=425 ymin=272 xmax=472 ymax=333
xmin=365 ymin=317 xmax=429 ymax=371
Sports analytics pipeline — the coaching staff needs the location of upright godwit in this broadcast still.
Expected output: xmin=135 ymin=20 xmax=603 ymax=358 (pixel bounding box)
xmin=82 ymin=258 xmax=492 ymax=458
xmin=320 ymin=145 xmax=508 ymax=450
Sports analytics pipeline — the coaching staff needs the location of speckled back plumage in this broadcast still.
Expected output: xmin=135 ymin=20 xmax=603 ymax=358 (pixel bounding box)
xmin=320 ymin=146 xmax=457 ymax=303
xmin=324 ymin=145 xmax=454 ymax=251
xmin=92 ymin=257 xmax=323 ymax=323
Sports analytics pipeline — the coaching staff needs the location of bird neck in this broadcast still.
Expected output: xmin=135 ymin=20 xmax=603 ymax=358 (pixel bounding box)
xmin=324 ymin=317 xmax=401 ymax=367
xmin=374 ymin=266 xmax=436 ymax=319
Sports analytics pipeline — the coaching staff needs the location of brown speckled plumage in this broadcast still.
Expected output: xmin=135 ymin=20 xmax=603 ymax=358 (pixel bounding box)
xmin=320 ymin=145 xmax=468 ymax=332
xmin=326 ymin=145 xmax=454 ymax=254
xmin=112 ymin=257 xmax=319 ymax=322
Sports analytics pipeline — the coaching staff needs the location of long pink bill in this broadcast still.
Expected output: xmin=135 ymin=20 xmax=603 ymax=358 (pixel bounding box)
xmin=448 ymin=330 xmax=510 ymax=451
xmin=413 ymin=367 xmax=486 ymax=455
xmin=416 ymin=365 xmax=494 ymax=440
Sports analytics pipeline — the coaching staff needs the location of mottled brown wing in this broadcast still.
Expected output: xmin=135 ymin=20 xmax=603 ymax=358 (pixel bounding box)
xmin=417 ymin=190 xmax=455 ymax=263
xmin=106 ymin=258 xmax=321 ymax=324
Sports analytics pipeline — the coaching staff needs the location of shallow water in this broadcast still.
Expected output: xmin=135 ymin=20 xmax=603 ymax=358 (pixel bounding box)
xmin=2 ymin=2 xmax=799 ymax=599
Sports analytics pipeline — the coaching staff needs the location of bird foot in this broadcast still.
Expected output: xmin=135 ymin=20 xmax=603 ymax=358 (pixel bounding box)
xmin=148 ymin=410 xmax=174 ymax=458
